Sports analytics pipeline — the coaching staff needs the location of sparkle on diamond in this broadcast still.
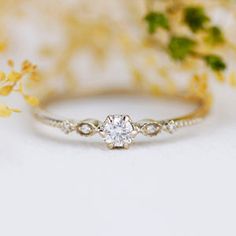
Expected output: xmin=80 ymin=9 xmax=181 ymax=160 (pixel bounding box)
xmin=101 ymin=115 xmax=135 ymax=148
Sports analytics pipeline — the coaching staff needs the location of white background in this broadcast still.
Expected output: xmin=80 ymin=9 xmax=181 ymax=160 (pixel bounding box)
xmin=0 ymin=85 xmax=236 ymax=236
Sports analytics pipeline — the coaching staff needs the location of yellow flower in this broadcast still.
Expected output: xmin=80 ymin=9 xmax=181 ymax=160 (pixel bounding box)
xmin=229 ymin=72 xmax=236 ymax=87
xmin=7 ymin=59 xmax=14 ymax=68
xmin=0 ymin=42 xmax=7 ymax=53
xmin=0 ymin=104 xmax=20 ymax=118
xmin=215 ymin=72 xmax=225 ymax=82
xmin=7 ymin=71 xmax=22 ymax=82
xmin=23 ymin=95 xmax=40 ymax=106
xmin=150 ymin=84 xmax=162 ymax=96
xmin=0 ymin=72 xmax=6 ymax=81
xmin=0 ymin=60 xmax=40 ymax=118
xmin=189 ymin=74 xmax=209 ymax=99
xmin=0 ymin=85 xmax=14 ymax=96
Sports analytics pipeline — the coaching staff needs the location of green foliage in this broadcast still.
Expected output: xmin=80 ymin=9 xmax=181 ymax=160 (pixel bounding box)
xmin=204 ymin=55 xmax=226 ymax=71
xmin=168 ymin=36 xmax=196 ymax=60
xmin=144 ymin=5 xmax=227 ymax=72
xmin=145 ymin=12 xmax=169 ymax=34
xmin=205 ymin=26 xmax=225 ymax=45
xmin=184 ymin=6 xmax=210 ymax=32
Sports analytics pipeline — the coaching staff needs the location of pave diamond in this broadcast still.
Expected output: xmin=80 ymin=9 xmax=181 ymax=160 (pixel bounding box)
xmin=164 ymin=120 xmax=177 ymax=134
xmin=61 ymin=120 xmax=75 ymax=134
xmin=100 ymin=115 xmax=136 ymax=149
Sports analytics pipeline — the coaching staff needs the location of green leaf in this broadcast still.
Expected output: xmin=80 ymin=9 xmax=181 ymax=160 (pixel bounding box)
xmin=204 ymin=55 xmax=226 ymax=71
xmin=184 ymin=6 xmax=210 ymax=32
xmin=145 ymin=12 xmax=169 ymax=34
xmin=205 ymin=26 xmax=225 ymax=45
xmin=168 ymin=36 xmax=196 ymax=60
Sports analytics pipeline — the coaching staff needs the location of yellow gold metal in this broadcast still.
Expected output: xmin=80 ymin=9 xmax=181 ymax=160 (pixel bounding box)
xmin=33 ymin=87 xmax=210 ymax=149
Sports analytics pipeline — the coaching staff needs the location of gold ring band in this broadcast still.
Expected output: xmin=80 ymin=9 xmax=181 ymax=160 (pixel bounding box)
xmin=33 ymin=88 xmax=210 ymax=149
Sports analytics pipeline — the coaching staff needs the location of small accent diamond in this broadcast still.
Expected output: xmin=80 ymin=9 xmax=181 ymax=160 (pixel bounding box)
xmin=164 ymin=120 xmax=177 ymax=134
xmin=144 ymin=123 xmax=161 ymax=136
xmin=77 ymin=123 xmax=93 ymax=136
xmin=61 ymin=120 xmax=75 ymax=134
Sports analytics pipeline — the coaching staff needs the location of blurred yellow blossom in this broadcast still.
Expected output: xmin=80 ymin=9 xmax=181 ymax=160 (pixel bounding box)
xmin=229 ymin=72 xmax=236 ymax=87
xmin=23 ymin=95 xmax=39 ymax=106
xmin=0 ymin=0 xmax=235 ymax=119
xmin=0 ymin=104 xmax=20 ymax=117
xmin=0 ymin=85 xmax=14 ymax=96
xmin=188 ymin=74 xmax=209 ymax=99
xmin=0 ymin=60 xmax=40 ymax=118
xmin=0 ymin=42 xmax=7 ymax=53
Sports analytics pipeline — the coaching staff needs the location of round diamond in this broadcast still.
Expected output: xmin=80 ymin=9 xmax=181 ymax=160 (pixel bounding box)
xmin=61 ymin=120 xmax=75 ymax=134
xmin=164 ymin=120 xmax=177 ymax=134
xmin=80 ymin=124 xmax=92 ymax=134
xmin=77 ymin=123 xmax=93 ymax=136
xmin=144 ymin=123 xmax=161 ymax=136
xmin=101 ymin=115 xmax=136 ymax=148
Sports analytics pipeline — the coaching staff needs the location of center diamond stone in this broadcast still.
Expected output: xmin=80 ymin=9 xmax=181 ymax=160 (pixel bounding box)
xmin=100 ymin=115 xmax=136 ymax=149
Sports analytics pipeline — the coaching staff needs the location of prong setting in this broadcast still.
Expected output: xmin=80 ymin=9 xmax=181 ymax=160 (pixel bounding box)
xmin=107 ymin=143 xmax=115 ymax=150
xmin=99 ymin=115 xmax=137 ymax=149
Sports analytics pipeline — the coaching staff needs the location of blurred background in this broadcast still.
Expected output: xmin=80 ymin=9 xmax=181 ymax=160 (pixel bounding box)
xmin=0 ymin=0 xmax=236 ymax=116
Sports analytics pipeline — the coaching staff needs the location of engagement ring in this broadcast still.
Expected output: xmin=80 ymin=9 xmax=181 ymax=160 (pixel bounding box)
xmin=33 ymin=88 xmax=210 ymax=149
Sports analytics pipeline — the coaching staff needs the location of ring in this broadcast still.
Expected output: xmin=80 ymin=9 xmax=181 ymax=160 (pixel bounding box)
xmin=33 ymin=88 xmax=210 ymax=149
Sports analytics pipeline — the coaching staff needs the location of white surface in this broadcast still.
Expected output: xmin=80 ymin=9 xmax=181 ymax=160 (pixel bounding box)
xmin=0 ymin=86 xmax=236 ymax=236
